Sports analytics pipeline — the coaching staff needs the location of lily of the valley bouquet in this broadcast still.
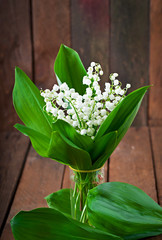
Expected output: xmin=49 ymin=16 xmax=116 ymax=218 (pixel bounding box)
xmin=11 ymin=45 xmax=162 ymax=240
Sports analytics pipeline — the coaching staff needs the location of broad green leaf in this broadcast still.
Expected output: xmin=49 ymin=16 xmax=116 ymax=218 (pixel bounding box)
xmin=96 ymin=104 xmax=145 ymax=163
xmin=91 ymin=131 xmax=117 ymax=169
xmin=95 ymin=86 xmax=150 ymax=140
xmin=11 ymin=208 xmax=121 ymax=240
xmin=45 ymin=189 xmax=72 ymax=217
xmin=14 ymin=124 xmax=50 ymax=158
xmin=92 ymin=102 xmax=148 ymax=168
xmin=114 ymin=103 xmax=141 ymax=149
xmin=13 ymin=67 xmax=52 ymax=137
xmin=45 ymin=188 xmax=82 ymax=221
xmin=52 ymin=119 xmax=93 ymax=151
xmin=54 ymin=44 xmax=86 ymax=95
xmin=45 ymin=188 xmax=82 ymax=219
xmin=48 ymin=131 xmax=92 ymax=170
xmin=87 ymin=182 xmax=162 ymax=239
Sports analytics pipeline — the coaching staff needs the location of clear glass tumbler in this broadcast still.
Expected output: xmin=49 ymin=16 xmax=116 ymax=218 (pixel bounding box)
xmin=69 ymin=166 xmax=105 ymax=224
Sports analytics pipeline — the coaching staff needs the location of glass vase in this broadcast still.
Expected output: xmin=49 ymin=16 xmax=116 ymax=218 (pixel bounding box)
xmin=69 ymin=166 xmax=105 ymax=224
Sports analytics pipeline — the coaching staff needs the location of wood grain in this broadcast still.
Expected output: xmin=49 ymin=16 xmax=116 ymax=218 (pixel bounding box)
xmin=0 ymin=0 xmax=32 ymax=131
xmin=0 ymin=132 xmax=29 ymax=231
xmin=149 ymin=0 xmax=162 ymax=126
xmin=110 ymin=0 xmax=149 ymax=126
xmin=109 ymin=127 xmax=157 ymax=201
xmin=32 ymin=0 xmax=71 ymax=89
xmin=150 ymin=127 xmax=162 ymax=205
xmin=1 ymin=147 xmax=64 ymax=240
xmin=71 ymin=0 xmax=110 ymax=90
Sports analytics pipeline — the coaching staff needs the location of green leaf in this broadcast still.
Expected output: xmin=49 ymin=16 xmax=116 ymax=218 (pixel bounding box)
xmin=114 ymin=103 xmax=141 ymax=149
xmin=52 ymin=119 xmax=93 ymax=151
xmin=45 ymin=189 xmax=71 ymax=216
xmin=11 ymin=208 xmax=121 ymax=240
xmin=92 ymin=100 xmax=148 ymax=169
xmin=14 ymin=124 xmax=50 ymax=158
xmin=87 ymin=182 xmax=162 ymax=239
xmin=95 ymin=86 xmax=150 ymax=140
xmin=45 ymin=188 xmax=80 ymax=219
xmin=48 ymin=131 xmax=92 ymax=170
xmin=54 ymin=44 xmax=86 ymax=95
xmin=13 ymin=67 xmax=52 ymax=137
xmin=91 ymin=131 xmax=117 ymax=169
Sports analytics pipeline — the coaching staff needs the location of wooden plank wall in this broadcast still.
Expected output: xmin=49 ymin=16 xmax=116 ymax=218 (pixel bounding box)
xmin=32 ymin=0 xmax=71 ymax=89
xmin=0 ymin=0 xmax=32 ymax=235
xmin=149 ymin=0 xmax=162 ymax=126
xmin=110 ymin=0 xmax=150 ymax=126
xmin=0 ymin=0 xmax=32 ymax=131
xmin=0 ymin=0 xmax=162 ymax=239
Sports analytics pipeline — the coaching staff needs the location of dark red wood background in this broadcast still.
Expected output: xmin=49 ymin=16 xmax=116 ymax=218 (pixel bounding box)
xmin=0 ymin=0 xmax=162 ymax=239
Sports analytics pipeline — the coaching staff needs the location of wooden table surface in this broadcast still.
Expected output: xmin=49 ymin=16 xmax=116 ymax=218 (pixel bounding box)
xmin=0 ymin=126 xmax=161 ymax=240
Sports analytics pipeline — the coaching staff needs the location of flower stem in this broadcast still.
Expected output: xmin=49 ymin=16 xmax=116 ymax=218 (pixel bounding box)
xmin=64 ymin=97 xmax=82 ymax=128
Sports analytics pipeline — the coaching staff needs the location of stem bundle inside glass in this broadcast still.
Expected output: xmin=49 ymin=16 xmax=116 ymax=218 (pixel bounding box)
xmin=69 ymin=167 xmax=105 ymax=224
